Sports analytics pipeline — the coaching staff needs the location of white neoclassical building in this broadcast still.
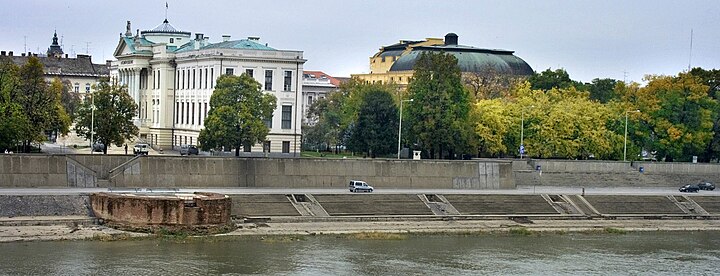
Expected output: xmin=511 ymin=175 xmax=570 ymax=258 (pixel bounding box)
xmin=110 ymin=20 xmax=305 ymax=155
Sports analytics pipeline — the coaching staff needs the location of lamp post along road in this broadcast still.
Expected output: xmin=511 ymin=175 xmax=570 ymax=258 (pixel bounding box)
xmin=397 ymin=99 xmax=413 ymax=159
xmin=520 ymin=105 xmax=534 ymax=159
xmin=623 ymin=109 xmax=640 ymax=161
xmin=90 ymin=92 xmax=94 ymax=155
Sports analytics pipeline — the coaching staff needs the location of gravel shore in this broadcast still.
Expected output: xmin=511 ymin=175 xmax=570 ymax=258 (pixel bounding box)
xmin=2 ymin=218 xmax=720 ymax=242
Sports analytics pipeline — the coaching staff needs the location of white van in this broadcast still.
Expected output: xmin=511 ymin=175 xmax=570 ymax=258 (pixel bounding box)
xmin=348 ymin=180 xmax=374 ymax=193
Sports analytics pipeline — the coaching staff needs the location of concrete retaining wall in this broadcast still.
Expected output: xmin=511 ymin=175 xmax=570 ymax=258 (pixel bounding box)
xmin=0 ymin=155 xmax=67 ymax=187
xmin=0 ymin=155 xmax=514 ymax=189
xmin=113 ymin=157 xmax=514 ymax=189
xmin=634 ymin=162 xmax=720 ymax=175
xmin=528 ymin=159 xmax=632 ymax=173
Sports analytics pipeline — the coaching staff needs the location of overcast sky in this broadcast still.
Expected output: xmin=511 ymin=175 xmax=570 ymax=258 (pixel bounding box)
xmin=1 ymin=0 xmax=718 ymax=83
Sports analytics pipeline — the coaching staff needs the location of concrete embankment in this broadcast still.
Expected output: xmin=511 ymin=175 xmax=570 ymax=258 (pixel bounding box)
xmin=2 ymin=193 xmax=720 ymax=242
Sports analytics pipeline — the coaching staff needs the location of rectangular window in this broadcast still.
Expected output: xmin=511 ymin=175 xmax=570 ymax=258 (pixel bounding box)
xmin=176 ymin=102 xmax=179 ymax=124
xmin=191 ymin=103 xmax=195 ymax=125
xmin=74 ymin=84 xmax=79 ymax=93
xmin=283 ymin=70 xmax=292 ymax=91
xmin=176 ymin=70 xmax=180 ymax=89
xmin=264 ymin=70 xmax=273 ymax=90
xmin=282 ymin=141 xmax=290 ymax=153
xmin=198 ymin=69 xmax=202 ymax=89
xmin=308 ymin=96 xmax=313 ymax=107
xmin=246 ymin=69 xmax=254 ymax=77
xmin=204 ymin=103 xmax=208 ymax=119
xmin=263 ymin=141 xmax=271 ymax=153
xmin=186 ymin=102 xmax=190 ymax=124
xmin=153 ymin=72 xmax=156 ymax=90
xmin=192 ymin=69 xmax=196 ymax=89
xmin=180 ymin=102 xmax=184 ymax=124
xmin=85 ymin=84 xmax=91 ymax=93
xmin=225 ymin=68 xmax=234 ymax=75
xmin=264 ymin=115 xmax=273 ymax=128
xmin=197 ymin=103 xmax=202 ymax=125
xmin=204 ymin=68 xmax=208 ymax=89
xmin=281 ymin=105 xmax=292 ymax=129
xmin=210 ymin=68 xmax=214 ymax=88
xmin=181 ymin=70 xmax=185 ymax=90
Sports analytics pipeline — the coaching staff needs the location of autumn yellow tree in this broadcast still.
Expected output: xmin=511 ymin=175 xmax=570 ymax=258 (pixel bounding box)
xmin=615 ymin=73 xmax=717 ymax=161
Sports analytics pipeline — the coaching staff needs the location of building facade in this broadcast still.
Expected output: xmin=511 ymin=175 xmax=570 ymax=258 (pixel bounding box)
xmin=352 ymin=33 xmax=533 ymax=88
xmin=0 ymin=31 xmax=109 ymax=98
xmin=301 ymin=71 xmax=344 ymax=124
xmin=110 ymin=20 xmax=305 ymax=155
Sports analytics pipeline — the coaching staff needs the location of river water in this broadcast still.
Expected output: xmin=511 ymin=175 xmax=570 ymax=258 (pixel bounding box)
xmin=1 ymin=232 xmax=718 ymax=275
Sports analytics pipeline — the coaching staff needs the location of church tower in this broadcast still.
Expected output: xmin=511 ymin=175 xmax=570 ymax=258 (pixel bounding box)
xmin=46 ymin=31 xmax=64 ymax=58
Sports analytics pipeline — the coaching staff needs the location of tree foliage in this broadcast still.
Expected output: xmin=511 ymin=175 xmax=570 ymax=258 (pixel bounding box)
xmin=0 ymin=57 xmax=71 ymax=152
xmin=198 ymin=74 xmax=276 ymax=156
xmin=463 ymin=65 xmax=523 ymax=100
xmin=0 ymin=58 xmax=28 ymax=152
xmin=586 ymin=78 xmax=618 ymax=103
xmin=689 ymin=67 xmax=720 ymax=162
xmin=74 ymin=78 xmax=138 ymax=154
xmin=405 ymin=51 xmax=474 ymax=159
xmin=529 ymin=68 xmax=585 ymax=91
xmin=346 ymin=89 xmax=398 ymax=157
xmin=615 ymin=73 xmax=718 ymax=161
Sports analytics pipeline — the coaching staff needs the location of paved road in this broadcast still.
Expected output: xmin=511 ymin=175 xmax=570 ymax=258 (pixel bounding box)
xmin=0 ymin=186 xmax=717 ymax=196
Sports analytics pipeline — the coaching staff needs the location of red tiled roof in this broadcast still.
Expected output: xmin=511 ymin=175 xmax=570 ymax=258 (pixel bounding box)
xmin=303 ymin=70 xmax=342 ymax=86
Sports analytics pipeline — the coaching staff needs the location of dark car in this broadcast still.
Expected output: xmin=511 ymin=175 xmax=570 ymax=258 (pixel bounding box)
xmin=180 ymin=144 xmax=199 ymax=156
xmin=698 ymin=182 xmax=715 ymax=191
xmin=92 ymin=142 xmax=105 ymax=152
xmin=679 ymin=184 xmax=700 ymax=193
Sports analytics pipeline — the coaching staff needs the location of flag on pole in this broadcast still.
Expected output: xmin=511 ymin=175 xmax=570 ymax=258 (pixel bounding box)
xmin=166 ymin=2 xmax=168 ymax=8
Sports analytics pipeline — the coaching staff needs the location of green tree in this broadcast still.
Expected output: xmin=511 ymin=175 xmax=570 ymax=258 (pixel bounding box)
xmin=198 ymin=74 xmax=276 ymax=156
xmin=615 ymin=74 xmax=718 ymax=161
xmin=0 ymin=58 xmax=28 ymax=152
xmin=586 ymin=78 xmax=618 ymax=103
xmin=74 ymin=79 xmax=138 ymax=154
xmin=17 ymin=57 xmax=65 ymax=152
xmin=528 ymin=68 xmax=585 ymax=91
xmin=57 ymin=79 xmax=81 ymax=120
xmin=405 ymin=51 xmax=474 ymax=159
xmin=689 ymin=67 xmax=720 ymax=162
xmin=48 ymin=78 xmax=72 ymax=136
xmin=472 ymin=98 xmax=513 ymax=157
xmin=346 ymin=89 xmax=398 ymax=157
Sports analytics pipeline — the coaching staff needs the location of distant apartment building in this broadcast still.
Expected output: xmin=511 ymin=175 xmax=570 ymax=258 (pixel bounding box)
xmin=0 ymin=31 xmax=109 ymax=97
xmin=110 ymin=19 xmax=305 ymax=155
xmin=352 ymin=33 xmax=533 ymax=88
xmin=301 ymin=71 xmax=347 ymax=123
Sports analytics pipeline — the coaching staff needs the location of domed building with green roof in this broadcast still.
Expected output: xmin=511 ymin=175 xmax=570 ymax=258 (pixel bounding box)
xmin=110 ymin=19 xmax=306 ymax=155
xmin=352 ymin=33 xmax=533 ymax=87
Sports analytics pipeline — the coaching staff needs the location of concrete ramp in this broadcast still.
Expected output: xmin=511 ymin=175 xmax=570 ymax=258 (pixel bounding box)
xmin=582 ymin=195 xmax=685 ymax=215
xmin=442 ymin=195 xmax=559 ymax=215
xmin=312 ymin=194 xmax=434 ymax=216
xmin=230 ymin=194 xmax=300 ymax=217
xmin=690 ymin=196 xmax=720 ymax=214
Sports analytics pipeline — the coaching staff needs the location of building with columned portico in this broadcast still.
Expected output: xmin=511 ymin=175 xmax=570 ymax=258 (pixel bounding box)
xmin=110 ymin=19 xmax=305 ymax=155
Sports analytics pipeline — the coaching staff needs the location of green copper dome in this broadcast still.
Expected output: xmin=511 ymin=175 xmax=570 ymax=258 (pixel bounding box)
xmin=389 ymin=34 xmax=533 ymax=76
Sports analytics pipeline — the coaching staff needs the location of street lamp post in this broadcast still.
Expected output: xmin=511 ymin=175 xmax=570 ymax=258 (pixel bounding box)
xmin=397 ymin=98 xmax=414 ymax=159
xmin=520 ymin=105 xmax=534 ymax=159
xmin=623 ymin=109 xmax=640 ymax=161
xmin=90 ymin=92 xmax=95 ymax=155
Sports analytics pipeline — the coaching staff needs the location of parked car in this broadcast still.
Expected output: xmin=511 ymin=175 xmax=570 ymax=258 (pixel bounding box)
xmin=92 ymin=142 xmax=105 ymax=152
xmin=679 ymin=184 xmax=700 ymax=193
xmin=698 ymin=182 xmax=715 ymax=191
xmin=133 ymin=143 xmax=149 ymax=155
xmin=180 ymin=144 xmax=199 ymax=156
xmin=349 ymin=180 xmax=374 ymax=193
